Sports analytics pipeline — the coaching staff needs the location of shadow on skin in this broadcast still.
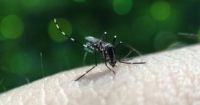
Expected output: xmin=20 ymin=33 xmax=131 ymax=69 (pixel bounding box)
xmin=76 ymin=67 xmax=118 ymax=83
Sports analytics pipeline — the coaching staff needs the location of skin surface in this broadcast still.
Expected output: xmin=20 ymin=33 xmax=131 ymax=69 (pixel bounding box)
xmin=0 ymin=45 xmax=200 ymax=105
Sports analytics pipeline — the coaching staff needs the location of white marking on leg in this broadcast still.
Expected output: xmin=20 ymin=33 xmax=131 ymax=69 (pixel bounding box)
xmin=83 ymin=71 xmax=86 ymax=74
xmin=71 ymin=38 xmax=75 ymax=41
xmin=114 ymin=35 xmax=117 ymax=38
xmin=83 ymin=44 xmax=87 ymax=47
xmin=54 ymin=18 xmax=56 ymax=23
xmin=56 ymin=24 xmax=59 ymax=28
xmin=62 ymin=32 xmax=65 ymax=35
xmin=104 ymin=32 xmax=107 ymax=34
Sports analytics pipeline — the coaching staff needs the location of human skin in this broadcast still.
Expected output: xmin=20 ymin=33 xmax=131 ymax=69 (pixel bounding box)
xmin=0 ymin=45 xmax=200 ymax=105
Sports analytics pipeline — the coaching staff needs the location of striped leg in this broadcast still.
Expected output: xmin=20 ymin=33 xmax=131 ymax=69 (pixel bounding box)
xmin=54 ymin=18 xmax=88 ymax=48
xmin=117 ymin=41 xmax=146 ymax=64
xmin=75 ymin=45 xmax=98 ymax=81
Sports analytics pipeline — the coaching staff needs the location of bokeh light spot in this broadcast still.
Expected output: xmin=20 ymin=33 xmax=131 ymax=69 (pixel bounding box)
xmin=74 ymin=0 xmax=86 ymax=2
xmin=150 ymin=1 xmax=171 ymax=21
xmin=9 ymin=52 xmax=33 ymax=75
xmin=154 ymin=32 xmax=178 ymax=51
xmin=48 ymin=18 xmax=72 ymax=42
xmin=113 ymin=0 xmax=133 ymax=15
xmin=0 ymin=15 xmax=24 ymax=39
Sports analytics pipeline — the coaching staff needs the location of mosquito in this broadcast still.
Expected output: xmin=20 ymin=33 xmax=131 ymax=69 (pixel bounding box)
xmin=54 ymin=18 xmax=146 ymax=81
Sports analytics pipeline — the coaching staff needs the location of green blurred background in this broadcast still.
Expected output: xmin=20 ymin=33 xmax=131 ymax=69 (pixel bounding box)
xmin=0 ymin=0 xmax=200 ymax=93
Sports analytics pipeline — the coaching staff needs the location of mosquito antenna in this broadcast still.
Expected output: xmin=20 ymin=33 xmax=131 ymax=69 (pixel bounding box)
xmin=54 ymin=18 xmax=87 ymax=48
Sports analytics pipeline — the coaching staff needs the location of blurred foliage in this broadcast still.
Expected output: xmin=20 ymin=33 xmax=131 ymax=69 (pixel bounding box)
xmin=0 ymin=0 xmax=200 ymax=93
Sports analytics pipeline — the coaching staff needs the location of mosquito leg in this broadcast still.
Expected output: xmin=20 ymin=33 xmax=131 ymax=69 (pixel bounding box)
xmin=118 ymin=42 xmax=146 ymax=64
xmin=75 ymin=66 xmax=96 ymax=81
xmin=75 ymin=45 xmax=97 ymax=81
xmin=112 ymin=35 xmax=117 ymax=46
xmin=103 ymin=32 xmax=107 ymax=42
xmin=54 ymin=18 xmax=88 ymax=48
xmin=119 ymin=61 xmax=146 ymax=64
xmin=119 ymin=41 xmax=123 ymax=61
xmin=115 ymin=41 xmax=122 ymax=50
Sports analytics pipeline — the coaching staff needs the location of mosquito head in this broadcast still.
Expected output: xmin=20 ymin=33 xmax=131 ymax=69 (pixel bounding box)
xmin=109 ymin=59 xmax=116 ymax=67
xmin=106 ymin=44 xmax=116 ymax=67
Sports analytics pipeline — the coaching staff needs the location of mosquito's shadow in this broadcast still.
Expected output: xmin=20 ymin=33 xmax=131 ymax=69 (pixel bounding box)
xmin=78 ymin=68 xmax=115 ymax=82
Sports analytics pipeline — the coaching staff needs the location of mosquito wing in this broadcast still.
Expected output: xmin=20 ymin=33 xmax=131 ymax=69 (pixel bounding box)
xmin=85 ymin=36 xmax=108 ymax=45
xmin=85 ymin=36 xmax=102 ymax=43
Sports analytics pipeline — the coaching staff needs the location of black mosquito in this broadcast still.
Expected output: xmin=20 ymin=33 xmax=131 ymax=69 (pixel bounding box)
xmin=54 ymin=18 xmax=146 ymax=81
